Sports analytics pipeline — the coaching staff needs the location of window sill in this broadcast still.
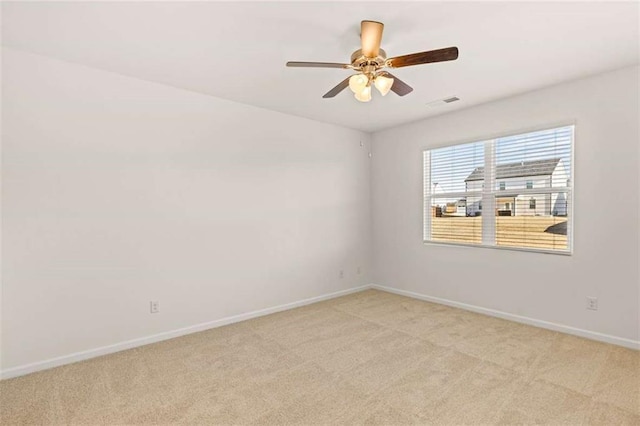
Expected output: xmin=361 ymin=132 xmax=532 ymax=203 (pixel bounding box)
xmin=423 ymin=240 xmax=573 ymax=256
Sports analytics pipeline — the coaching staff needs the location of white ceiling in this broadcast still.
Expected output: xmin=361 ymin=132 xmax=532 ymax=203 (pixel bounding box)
xmin=2 ymin=1 xmax=639 ymax=132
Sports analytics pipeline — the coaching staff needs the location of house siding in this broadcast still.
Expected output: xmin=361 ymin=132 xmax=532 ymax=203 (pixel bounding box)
xmin=464 ymin=159 xmax=569 ymax=217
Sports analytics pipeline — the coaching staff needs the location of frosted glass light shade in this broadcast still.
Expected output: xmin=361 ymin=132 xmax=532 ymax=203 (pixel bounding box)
xmin=374 ymin=75 xmax=394 ymax=96
xmin=354 ymin=85 xmax=372 ymax=102
xmin=349 ymin=74 xmax=368 ymax=94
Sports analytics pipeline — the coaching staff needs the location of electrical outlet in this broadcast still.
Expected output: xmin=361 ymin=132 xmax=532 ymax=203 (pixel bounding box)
xmin=357 ymin=266 xmax=362 ymax=275
xmin=586 ymin=297 xmax=598 ymax=311
xmin=339 ymin=270 xmax=344 ymax=279
xmin=150 ymin=301 xmax=159 ymax=314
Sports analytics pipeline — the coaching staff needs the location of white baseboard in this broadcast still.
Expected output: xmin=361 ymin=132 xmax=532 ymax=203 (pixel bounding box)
xmin=0 ymin=285 xmax=372 ymax=380
xmin=5 ymin=282 xmax=636 ymax=380
xmin=372 ymin=284 xmax=640 ymax=350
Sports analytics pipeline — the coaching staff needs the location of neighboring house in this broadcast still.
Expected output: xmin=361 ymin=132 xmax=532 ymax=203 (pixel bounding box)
xmin=465 ymin=158 xmax=569 ymax=217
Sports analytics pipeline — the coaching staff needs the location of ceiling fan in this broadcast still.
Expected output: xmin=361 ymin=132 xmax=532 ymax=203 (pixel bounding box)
xmin=286 ymin=20 xmax=459 ymax=102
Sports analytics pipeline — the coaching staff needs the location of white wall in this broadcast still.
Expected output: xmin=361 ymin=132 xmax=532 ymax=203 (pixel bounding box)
xmin=371 ymin=65 xmax=639 ymax=344
xmin=2 ymin=48 xmax=638 ymax=378
xmin=1 ymin=48 xmax=372 ymax=372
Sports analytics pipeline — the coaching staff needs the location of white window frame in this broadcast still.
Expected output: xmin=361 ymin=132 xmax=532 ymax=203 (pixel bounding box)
xmin=423 ymin=124 xmax=574 ymax=255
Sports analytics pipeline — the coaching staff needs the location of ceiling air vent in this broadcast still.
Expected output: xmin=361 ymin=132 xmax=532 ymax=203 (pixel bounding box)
xmin=426 ymin=96 xmax=460 ymax=108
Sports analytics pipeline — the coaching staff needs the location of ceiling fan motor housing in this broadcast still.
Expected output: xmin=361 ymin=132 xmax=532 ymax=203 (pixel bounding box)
xmin=350 ymin=48 xmax=387 ymax=70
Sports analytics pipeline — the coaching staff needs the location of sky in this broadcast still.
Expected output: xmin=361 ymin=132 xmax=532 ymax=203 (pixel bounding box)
xmin=428 ymin=126 xmax=573 ymax=197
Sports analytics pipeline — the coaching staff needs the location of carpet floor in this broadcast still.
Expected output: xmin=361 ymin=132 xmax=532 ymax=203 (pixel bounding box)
xmin=1 ymin=289 xmax=638 ymax=425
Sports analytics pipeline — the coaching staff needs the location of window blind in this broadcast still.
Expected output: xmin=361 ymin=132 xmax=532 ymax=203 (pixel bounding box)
xmin=424 ymin=141 xmax=485 ymax=245
xmin=424 ymin=125 xmax=573 ymax=254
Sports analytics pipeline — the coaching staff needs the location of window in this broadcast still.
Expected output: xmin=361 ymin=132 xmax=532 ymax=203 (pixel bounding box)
xmin=424 ymin=125 xmax=573 ymax=253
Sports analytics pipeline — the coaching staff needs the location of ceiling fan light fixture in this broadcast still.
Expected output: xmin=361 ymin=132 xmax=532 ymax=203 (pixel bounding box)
xmin=354 ymin=85 xmax=372 ymax=102
xmin=348 ymin=74 xmax=369 ymax=94
xmin=374 ymin=74 xmax=394 ymax=96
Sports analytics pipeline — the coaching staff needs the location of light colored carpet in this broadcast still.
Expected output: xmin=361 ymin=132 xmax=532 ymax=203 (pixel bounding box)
xmin=1 ymin=289 xmax=638 ymax=425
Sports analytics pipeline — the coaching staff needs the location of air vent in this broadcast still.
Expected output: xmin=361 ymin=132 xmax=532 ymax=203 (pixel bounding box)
xmin=426 ymin=96 xmax=460 ymax=108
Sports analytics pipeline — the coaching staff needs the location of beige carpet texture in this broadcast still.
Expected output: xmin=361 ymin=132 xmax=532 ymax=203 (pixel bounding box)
xmin=1 ymin=289 xmax=639 ymax=425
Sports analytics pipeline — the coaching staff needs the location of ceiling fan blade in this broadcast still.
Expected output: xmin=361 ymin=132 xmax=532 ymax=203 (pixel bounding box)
xmin=386 ymin=47 xmax=459 ymax=68
xmin=322 ymin=76 xmax=351 ymax=98
xmin=361 ymin=20 xmax=384 ymax=58
xmin=286 ymin=61 xmax=351 ymax=69
xmin=380 ymin=72 xmax=413 ymax=96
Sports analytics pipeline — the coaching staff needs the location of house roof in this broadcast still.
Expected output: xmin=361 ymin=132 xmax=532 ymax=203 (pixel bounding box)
xmin=465 ymin=158 xmax=561 ymax=182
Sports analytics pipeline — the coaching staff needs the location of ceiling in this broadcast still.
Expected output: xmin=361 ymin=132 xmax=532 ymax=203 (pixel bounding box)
xmin=2 ymin=1 xmax=639 ymax=132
